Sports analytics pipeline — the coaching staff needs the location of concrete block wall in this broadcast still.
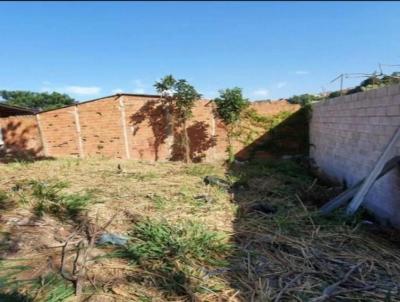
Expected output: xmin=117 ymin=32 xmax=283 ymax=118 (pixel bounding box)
xmin=310 ymin=84 xmax=400 ymax=227
xmin=0 ymin=94 xmax=300 ymax=162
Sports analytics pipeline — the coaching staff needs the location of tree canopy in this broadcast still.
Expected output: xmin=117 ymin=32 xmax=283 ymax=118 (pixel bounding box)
xmin=214 ymin=87 xmax=250 ymax=125
xmin=154 ymin=75 xmax=177 ymax=98
xmin=0 ymin=90 xmax=75 ymax=111
xmin=213 ymin=87 xmax=249 ymax=163
xmin=174 ymin=79 xmax=201 ymax=120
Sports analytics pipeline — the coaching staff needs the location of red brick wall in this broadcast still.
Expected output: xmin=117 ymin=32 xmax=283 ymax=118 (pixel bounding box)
xmin=178 ymin=100 xmax=218 ymax=162
xmin=38 ymin=106 xmax=80 ymax=157
xmin=124 ymin=95 xmax=169 ymax=161
xmin=0 ymin=115 xmax=43 ymax=157
xmin=0 ymin=95 xmax=300 ymax=162
xmin=78 ymin=96 xmax=126 ymax=158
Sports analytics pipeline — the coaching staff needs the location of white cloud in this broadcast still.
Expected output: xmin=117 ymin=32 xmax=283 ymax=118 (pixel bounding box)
xmin=293 ymin=70 xmax=310 ymax=75
xmin=64 ymin=86 xmax=101 ymax=95
xmin=277 ymin=81 xmax=287 ymax=89
xmin=252 ymin=89 xmax=270 ymax=97
xmin=111 ymin=88 xmax=124 ymax=94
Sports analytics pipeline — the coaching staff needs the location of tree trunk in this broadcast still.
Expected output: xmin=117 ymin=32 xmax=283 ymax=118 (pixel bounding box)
xmin=163 ymin=99 xmax=174 ymax=161
xmin=183 ymin=119 xmax=191 ymax=163
xmin=227 ymin=125 xmax=235 ymax=163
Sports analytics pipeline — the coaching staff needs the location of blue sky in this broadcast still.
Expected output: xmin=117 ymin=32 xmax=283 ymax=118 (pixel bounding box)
xmin=1 ymin=1 xmax=400 ymax=101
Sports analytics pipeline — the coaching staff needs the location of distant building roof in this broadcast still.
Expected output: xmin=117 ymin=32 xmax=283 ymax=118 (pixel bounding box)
xmin=0 ymin=103 xmax=36 ymax=117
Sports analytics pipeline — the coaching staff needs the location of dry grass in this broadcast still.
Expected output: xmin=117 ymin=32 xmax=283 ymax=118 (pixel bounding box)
xmin=0 ymin=157 xmax=399 ymax=301
xmin=228 ymin=160 xmax=400 ymax=301
xmin=0 ymin=158 xmax=235 ymax=301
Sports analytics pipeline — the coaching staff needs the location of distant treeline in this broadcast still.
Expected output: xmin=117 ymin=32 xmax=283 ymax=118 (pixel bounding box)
xmin=0 ymin=90 xmax=75 ymax=111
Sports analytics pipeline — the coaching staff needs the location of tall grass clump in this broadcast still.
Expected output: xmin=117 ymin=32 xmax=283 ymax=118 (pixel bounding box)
xmin=0 ymin=261 xmax=73 ymax=302
xmin=120 ymin=219 xmax=231 ymax=295
xmin=0 ymin=190 xmax=14 ymax=210
xmin=28 ymin=180 xmax=91 ymax=219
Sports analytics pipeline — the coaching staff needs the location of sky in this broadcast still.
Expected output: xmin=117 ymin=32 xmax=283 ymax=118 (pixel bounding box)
xmin=1 ymin=1 xmax=400 ymax=101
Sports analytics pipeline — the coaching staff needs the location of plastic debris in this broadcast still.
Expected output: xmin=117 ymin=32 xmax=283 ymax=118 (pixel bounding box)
xmin=97 ymin=233 xmax=129 ymax=246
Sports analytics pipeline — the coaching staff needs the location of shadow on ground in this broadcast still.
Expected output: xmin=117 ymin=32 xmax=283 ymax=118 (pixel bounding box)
xmin=223 ymin=157 xmax=400 ymax=301
xmin=235 ymin=107 xmax=310 ymax=161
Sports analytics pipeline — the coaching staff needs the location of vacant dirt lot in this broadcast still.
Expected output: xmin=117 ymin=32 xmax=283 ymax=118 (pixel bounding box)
xmin=0 ymin=158 xmax=399 ymax=301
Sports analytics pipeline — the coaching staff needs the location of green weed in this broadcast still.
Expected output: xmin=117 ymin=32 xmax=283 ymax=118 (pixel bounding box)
xmin=0 ymin=260 xmax=34 ymax=301
xmin=25 ymin=180 xmax=91 ymax=219
xmin=30 ymin=180 xmax=69 ymax=202
xmin=124 ymin=219 xmax=229 ymax=264
xmin=0 ymin=261 xmax=74 ymax=302
xmin=148 ymin=194 xmax=167 ymax=210
xmin=38 ymin=273 xmax=74 ymax=302
xmin=119 ymin=219 xmax=231 ymax=295
xmin=60 ymin=192 xmax=92 ymax=217
xmin=0 ymin=190 xmax=13 ymax=210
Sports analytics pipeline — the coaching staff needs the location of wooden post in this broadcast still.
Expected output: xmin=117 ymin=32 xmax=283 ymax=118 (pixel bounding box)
xmin=118 ymin=95 xmax=131 ymax=159
xmin=73 ymin=105 xmax=84 ymax=158
xmin=35 ymin=114 xmax=48 ymax=157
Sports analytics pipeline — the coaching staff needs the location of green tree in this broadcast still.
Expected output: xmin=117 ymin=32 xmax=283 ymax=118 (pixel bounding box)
xmin=154 ymin=75 xmax=177 ymax=100
xmin=0 ymin=90 xmax=75 ymax=111
xmin=174 ymin=79 xmax=201 ymax=163
xmin=154 ymin=75 xmax=177 ymax=159
xmin=213 ymin=87 xmax=249 ymax=163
